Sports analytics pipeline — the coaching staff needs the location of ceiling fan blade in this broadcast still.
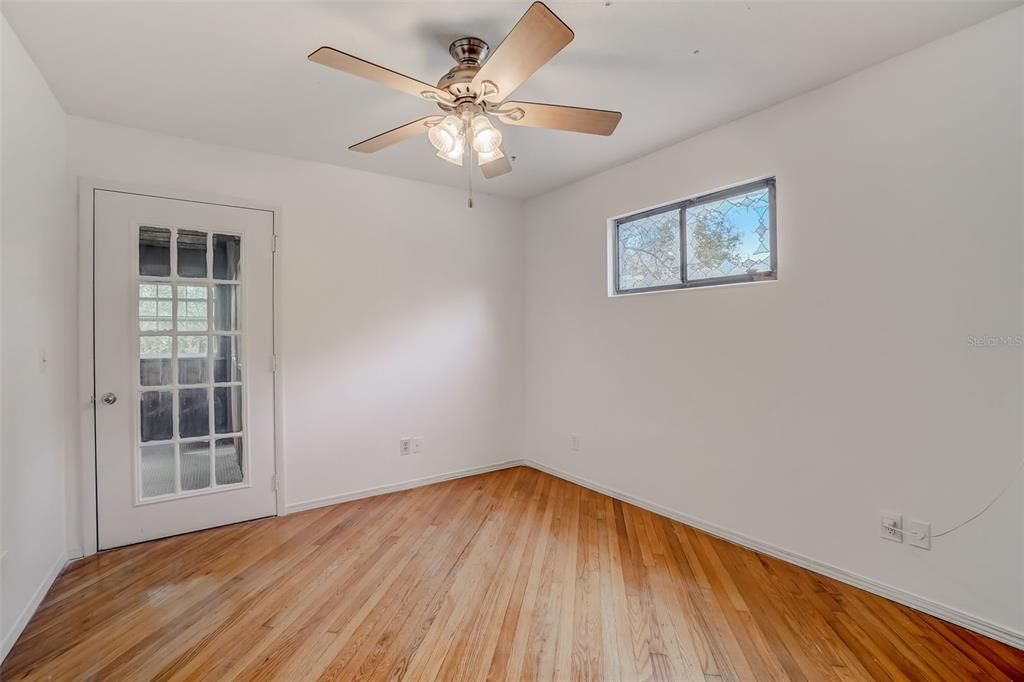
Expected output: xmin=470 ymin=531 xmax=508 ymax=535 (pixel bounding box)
xmin=472 ymin=2 xmax=573 ymax=102
xmin=481 ymin=149 xmax=513 ymax=179
xmin=349 ymin=116 xmax=441 ymax=153
xmin=496 ymin=101 xmax=621 ymax=136
xmin=309 ymin=47 xmax=447 ymax=102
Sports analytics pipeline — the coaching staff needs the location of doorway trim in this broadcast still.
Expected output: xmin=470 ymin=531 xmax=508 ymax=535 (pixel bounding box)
xmin=77 ymin=178 xmax=286 ymax=557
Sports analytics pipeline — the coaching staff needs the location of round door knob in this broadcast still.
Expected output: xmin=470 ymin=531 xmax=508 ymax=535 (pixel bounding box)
xmin=101 ymin=392 xmax=117 ymax=405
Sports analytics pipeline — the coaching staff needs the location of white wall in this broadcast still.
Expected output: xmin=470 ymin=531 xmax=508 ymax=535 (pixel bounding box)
xmin=2 ymin=0 xmax=1020 ymax=657
xmin=523 ymin=7 xmax=1024 ymax=638
xmin=67 ymin=116 xmax=525 ymax=526
xmin=1 ymin=15 xmax=76 ymax=659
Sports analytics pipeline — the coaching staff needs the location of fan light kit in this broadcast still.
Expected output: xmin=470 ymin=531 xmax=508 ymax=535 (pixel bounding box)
xmin=426 ymin=112 xmax=505 ymax=167
xmin=308 ymin=2 xmax=622 ymax=207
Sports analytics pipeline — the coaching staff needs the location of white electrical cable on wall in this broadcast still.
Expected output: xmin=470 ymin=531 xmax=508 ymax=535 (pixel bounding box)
xmin=931 ymin=455 xmax=1024 ymax=539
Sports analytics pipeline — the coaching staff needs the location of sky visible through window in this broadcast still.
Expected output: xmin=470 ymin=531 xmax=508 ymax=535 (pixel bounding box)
xmin=685 ymin=188 xmax=771 ymax=281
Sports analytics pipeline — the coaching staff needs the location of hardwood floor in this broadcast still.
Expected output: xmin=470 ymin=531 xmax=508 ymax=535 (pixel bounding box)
xmin=4 ymin=466 xmax=1022 ymax=681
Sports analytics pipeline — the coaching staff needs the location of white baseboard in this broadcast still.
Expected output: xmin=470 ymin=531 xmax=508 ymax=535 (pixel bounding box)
xmin=1 ymin=551 xmax=68 ymax=662
xmin=283 ymin=459 xmax=527 ymax=514
xmin=523 ymin=459 xmax=1024 ymax=651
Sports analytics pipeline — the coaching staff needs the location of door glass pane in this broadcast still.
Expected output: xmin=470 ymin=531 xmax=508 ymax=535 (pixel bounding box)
xmin=213 ymin=234 xmax=241 ymax=280
xmin=140 ymin=391 xmax=173 ymax=442
xmin=179 ymin=388 xmax=209 ymax=437
xmin=139 ymin=227 xmax=171 ymax=277
xmin=176 ymin=285 xmax=208 ymax=331
xmin=213 ymin=284 xmax=238 ymax=331
xmin=215 ymin=437 xmax=243 ymax=484
xmin=177 ymin=230 xmax=208 ymax=278
xmin=177 ymin=336 xmax=209 ymax=384
xmin=133 ymin=223 xmax=248 ymax=503
xmin=213 ymin=336 xmax=241 ymax=383
xmin=139 ymin=283 xmax=173 ymax=331
xmin=214 ymin=386 xmax=242 ymax=434
xmin=140 ymin=336 xmax=172 ymax=386
xmin=140 ymin=443 xmax=176 ymax=497
xmin=180 ymin=441 xmax=211 ymax=491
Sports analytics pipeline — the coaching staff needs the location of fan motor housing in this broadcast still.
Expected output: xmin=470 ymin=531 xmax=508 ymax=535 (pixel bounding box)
xmin=436 ymin=37 xmax=489 ymax=106
xmin=438 ymin=63 xmax=480 ymax=101
xmin=449 ymin=37 xmax=489 ymax=65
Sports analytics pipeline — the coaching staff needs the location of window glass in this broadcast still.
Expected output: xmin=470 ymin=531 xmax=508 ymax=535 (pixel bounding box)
xmin=686 ymin=187 xmax=772 ymax=282
xmin=136 ymin=226 xmax=247 ymax=498
xmin=139 ymin=227 xmax=171 ymax=277
xmin=614 ymin=179 xmax=775 ymax=293
xmin=616 ymin=208 xmax=681 ymax=291
xmin=177 ymin=230 xmax=208 ymax=278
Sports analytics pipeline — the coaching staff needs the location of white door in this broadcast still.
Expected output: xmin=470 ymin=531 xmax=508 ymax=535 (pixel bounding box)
xmin=94 ymin=189 xmax=277 ymax=550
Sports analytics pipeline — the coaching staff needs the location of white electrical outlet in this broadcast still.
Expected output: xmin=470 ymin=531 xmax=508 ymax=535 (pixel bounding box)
xmin=570 ymin=433 xmax=580 ymax=452
xmin=399 ymin=438 xmax=412 ymax=456
xmin=879 ymin=512 xmax=903 ymax=543
xmin=907 ymin=520 xmax=931 ymax=550
xmin=411 ymin=437 xmax=423 ymax=454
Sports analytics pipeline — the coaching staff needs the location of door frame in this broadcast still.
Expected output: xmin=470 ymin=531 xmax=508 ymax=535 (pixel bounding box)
xmin=77 ymin=178 xmax=286 ymax=557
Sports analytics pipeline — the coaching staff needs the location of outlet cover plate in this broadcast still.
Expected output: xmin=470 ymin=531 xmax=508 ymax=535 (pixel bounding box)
xmin=907 ymin=520 xmax=930 ymax=550
xmin=411 ymin=437 xmax=423 ymax=454
xmin=880 ymin=512 xmax=903 ymax=543
xmin=399 ymin=438 xmax=412 ymax=456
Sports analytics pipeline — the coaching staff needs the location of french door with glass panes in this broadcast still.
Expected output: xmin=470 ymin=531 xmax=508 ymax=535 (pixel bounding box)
xmin=94 ymin=189 xmax=276 ymax=550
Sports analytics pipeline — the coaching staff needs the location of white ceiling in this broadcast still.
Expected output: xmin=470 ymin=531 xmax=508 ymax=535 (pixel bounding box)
xmin=3 ymin=0 xmax=1017 ymax=199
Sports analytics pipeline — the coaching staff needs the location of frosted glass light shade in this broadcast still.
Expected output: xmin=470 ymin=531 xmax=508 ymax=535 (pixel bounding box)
xmin=436 ymin=134 xmax=465 ymax=166
xmin=471 ymin=115 xmax=502 ymax=154
xmin=428 ymin=114 xmax=463 ymax=155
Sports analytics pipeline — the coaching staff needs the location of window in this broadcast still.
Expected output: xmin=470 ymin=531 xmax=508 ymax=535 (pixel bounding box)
xmin=614 ymin=178 xmax=776 ymax=294
xmin=136 ymin=225 xmax=246 ymax=500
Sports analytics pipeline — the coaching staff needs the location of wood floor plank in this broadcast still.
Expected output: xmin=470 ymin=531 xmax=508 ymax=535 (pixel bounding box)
xmin=156 ymin=502 xmax=384 ymax=680
xmin=487 ymin=472 xmax=559 ymax=682
xmin=309 ymin=483 xmax=493 ymax=680
xmin=4 ymin=466 xmax=1023 ymax=681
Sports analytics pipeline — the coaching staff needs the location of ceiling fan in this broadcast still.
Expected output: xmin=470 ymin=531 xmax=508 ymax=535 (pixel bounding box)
xmin=308 ymin=1 xmax=621 ymax=205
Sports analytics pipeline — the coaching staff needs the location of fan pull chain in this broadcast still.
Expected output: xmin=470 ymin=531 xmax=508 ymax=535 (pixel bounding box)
xmin=465 ymin=114 xmax=474 ymax=209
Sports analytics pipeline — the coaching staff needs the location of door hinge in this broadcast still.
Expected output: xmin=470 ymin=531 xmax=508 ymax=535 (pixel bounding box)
xmin=273 ymin=233 xmax=280 ymax=253
xmin=270 ymin=355 xmax=278 ymax=373
xmin=271 ymin=474 xmax=278 ymax=492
